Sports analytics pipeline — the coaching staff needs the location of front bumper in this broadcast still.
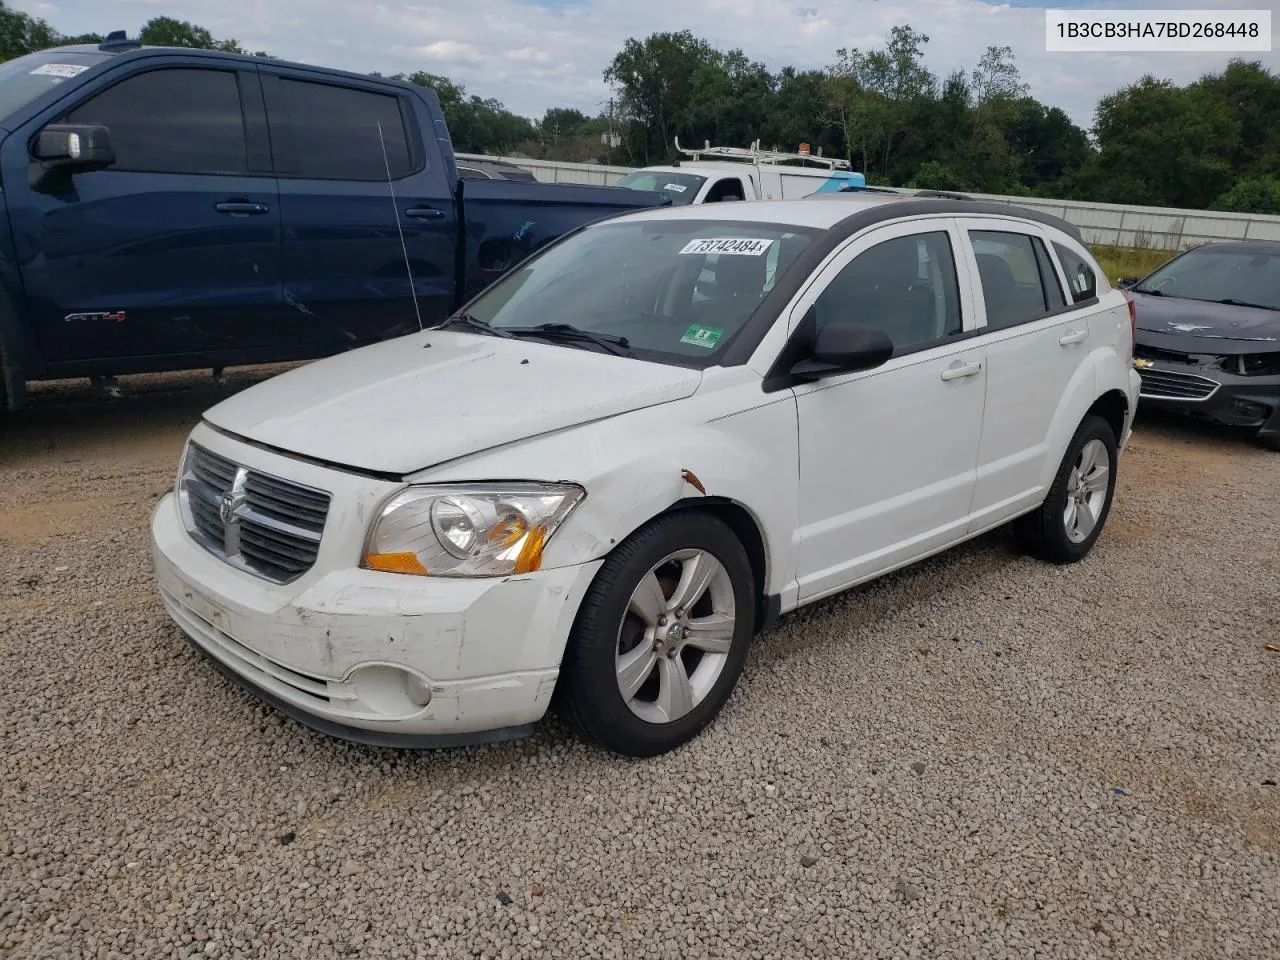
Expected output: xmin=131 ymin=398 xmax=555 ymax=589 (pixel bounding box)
xmin=1134 ymin=357 xmax=1280 ymax=438
xmin=149 ymin=428 xmax=603 ymax=748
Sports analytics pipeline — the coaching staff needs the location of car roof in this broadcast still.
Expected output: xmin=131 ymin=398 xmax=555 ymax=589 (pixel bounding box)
xmin=613 ymin=195 xmax=1086 ymax=243
xmin=44 ymin=42 xmax=426 ymax=94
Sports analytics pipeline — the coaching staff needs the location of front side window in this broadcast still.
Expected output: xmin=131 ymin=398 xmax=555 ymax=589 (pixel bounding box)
xmin=813 ymin=231 xmax=962 ymax=351
xmin=464 ymin=220 xmax=817 ymax=365
xmin=265 ymin=77 xmax=413 ymax=180
xmin=64 ymin=68 xmax=247 ymax=175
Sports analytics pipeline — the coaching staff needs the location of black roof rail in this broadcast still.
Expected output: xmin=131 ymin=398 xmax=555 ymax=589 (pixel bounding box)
xmin=99 ymin=30 xmax=142 ymax=52
xmin=912 ymin=190 xmax=972 ymax=200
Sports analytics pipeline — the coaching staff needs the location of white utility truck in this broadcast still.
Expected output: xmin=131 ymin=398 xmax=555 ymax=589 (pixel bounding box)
xmin=612 ymin=139 xmax=867 ymax=205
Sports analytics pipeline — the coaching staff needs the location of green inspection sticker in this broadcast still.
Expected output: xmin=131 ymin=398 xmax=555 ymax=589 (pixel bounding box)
xmin=680 ymin=324 xmax=724 ymax=348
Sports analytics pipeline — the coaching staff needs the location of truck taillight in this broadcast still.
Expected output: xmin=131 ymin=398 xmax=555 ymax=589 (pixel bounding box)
xmin=1124 ymin=294 xmax=1136 ymax=346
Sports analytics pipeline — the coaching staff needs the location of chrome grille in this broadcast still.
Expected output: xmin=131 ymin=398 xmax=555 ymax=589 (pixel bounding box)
xmin=179 ymin=442 xmax=330 ymax=584
xmin=1138 ymin=369 xmax=1220 ymax=401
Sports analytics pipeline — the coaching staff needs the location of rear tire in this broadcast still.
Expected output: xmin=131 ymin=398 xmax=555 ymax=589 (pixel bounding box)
xmin=1014 ymin=414 xmax=1118 ymax=564
xmin=556 ymin=511 xmax=755 ymax=758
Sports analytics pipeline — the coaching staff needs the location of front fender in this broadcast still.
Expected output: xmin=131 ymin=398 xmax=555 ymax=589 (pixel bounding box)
xmin=417 ymin=394 xmax=801 ymax=597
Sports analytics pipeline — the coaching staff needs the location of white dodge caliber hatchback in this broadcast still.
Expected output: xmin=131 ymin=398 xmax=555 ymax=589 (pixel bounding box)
xmin=151 ymin=196 xmax=1141 ymax=757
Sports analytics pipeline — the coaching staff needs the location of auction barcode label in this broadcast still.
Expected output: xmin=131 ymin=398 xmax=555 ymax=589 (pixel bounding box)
xmin=1045 ymin=9 xmax=1271 ymax=52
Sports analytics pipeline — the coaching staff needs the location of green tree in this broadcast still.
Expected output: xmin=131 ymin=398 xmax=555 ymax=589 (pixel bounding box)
xmin=0 ymin=0 xmax=60 ymax=61
xmin=1088 ymin=76 xmax=1238 ymax=208
xmin=138 ymin=16 xmax=243 ymax=52
xmin=1211 ymin=177 xmax=1280 ymax=214
xmin=394 ymin=71 xmax=535 ymax=154
xmin=604 ymin=31 xmax=720 ymax=163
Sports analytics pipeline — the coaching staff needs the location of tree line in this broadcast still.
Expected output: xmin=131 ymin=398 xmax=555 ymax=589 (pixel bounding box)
xmin=2 ymin=3 xmax=1277 ymax=214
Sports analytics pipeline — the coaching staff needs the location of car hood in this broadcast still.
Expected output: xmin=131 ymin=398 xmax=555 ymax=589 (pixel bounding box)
xmin=1132 ymin=291 xmax=1280 ymax=346
xmin=204 ymin=331 xmax=703 ymax=475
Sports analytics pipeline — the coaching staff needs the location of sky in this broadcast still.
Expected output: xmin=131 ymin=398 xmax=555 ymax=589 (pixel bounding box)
xmin=14 ymin=0 xmax=1279 ymax=132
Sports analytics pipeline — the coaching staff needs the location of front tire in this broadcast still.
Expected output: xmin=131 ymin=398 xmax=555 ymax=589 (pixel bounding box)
xmin=556 ymin=511 xmax=755 ymax=758
xmin=1014 ymin=414 xmax=1118 ymax=564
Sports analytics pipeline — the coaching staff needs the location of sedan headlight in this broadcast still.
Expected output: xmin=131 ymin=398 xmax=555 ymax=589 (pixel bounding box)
xmin=362 ymin=483 xmax=585 ymax=577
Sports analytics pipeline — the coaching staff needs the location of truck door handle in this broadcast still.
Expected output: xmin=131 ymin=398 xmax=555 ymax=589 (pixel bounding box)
xmin=215 ymin=201 xmax=269 ymax=216
xmin=940 ymin=360 xmax=982 ymax=381
xmin=405 ymin=206 xmax=445 ymax=220
xmin=1059 ymin=328 xmax=1088 ymax=345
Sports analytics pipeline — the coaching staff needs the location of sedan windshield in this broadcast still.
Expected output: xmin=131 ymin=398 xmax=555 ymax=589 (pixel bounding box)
xmin=1136 ymin=247 xmax=1280 ymax=310
xmin=613 ymin=171 xmax=706 ymax=205
xmin=462 ymin=219 xmax=818 ymax=365
xmin=0 ymin=51 xmax=107 ymax=119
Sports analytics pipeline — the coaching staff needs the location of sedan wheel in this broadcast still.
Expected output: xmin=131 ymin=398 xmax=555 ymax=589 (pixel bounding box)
xmin=1015 ymin=414 xmax=1119 ymax=564
xmin=615 ymin=549 xmax=737 ymax=725
xmin=1063 ymin=438 xmax=1111 ymax=544
xmin=557 ymin=512 xmax=755 ymax=757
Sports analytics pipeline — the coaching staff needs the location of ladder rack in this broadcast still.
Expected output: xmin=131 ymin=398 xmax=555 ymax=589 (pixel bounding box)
xmin=674 ymin=137 xmax=852 ymax=171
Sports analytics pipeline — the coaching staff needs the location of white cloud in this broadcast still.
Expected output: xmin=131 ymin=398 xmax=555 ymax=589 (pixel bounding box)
xmin=12 ymin=0 xmax=1280 ymax=129
xmin=417 ymin=40 xmax=482 ymax=62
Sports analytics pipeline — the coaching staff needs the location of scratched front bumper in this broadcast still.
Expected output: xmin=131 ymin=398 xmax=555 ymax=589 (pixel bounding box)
xmin=148 ymin=424 xmax=602 ymax=744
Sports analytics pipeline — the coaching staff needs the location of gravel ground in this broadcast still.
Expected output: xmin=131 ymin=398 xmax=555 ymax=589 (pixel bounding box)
xmin=2 ymin=370 xmax=1278 ymax=960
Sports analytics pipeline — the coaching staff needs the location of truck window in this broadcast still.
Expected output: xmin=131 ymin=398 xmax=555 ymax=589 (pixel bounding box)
xmin=265 ymin=78 xmax=414 ymax=181
xmin=705 ymin=178 xmax=746 ymax=203
xmin=63 ymin=68 xmax=248 ymax=175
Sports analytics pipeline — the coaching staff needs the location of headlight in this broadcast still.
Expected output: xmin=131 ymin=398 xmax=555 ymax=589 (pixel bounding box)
xmin=362 ymin=483 xmax=585 ymax=577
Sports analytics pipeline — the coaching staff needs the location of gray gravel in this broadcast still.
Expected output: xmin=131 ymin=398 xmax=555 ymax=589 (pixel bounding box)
xmin=3 ymin=370 xmax=1278 ymax=959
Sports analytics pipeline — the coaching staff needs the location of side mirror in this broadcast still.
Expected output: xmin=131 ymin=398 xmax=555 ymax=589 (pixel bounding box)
xmin=1116 ymin=276 xmax=1139 ymax=289
xmin=791 ymin=323 xmax=894 ymax=381
xmin=30 ymin=123 xmax=114 ymax=191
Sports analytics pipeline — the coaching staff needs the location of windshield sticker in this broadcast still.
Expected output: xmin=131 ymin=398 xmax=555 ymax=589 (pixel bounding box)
xmin=30 ymin=63 xmax=90 ymax=78
xmin=679 ymin=237 xmax=773 ymax=257
xmin=663 ymin=183 xmax=688 ymax=193
xmin=680 ymin=324 xmax=724 ymax=348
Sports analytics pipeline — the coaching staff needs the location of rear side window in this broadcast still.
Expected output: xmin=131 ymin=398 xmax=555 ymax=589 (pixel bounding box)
xmin=970 ymin=230 xmax=1064 ymax=330
xmin=64 ymin=68 xmax=247 ymax=175
xmin=265 ymin=78 xmax=414 ymax=181
xmin=815 ymin=231 xmax=963 ymax=351
xmin=1052 ymin=241 xmax=1098 ymax=304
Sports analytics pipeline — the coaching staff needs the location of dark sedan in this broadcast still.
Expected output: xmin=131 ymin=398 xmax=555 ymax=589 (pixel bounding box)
xmin=1121 ymin=240 xmax=1280 ymax=451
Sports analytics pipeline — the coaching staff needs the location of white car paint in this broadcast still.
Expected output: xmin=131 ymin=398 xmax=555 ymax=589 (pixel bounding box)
xmin=150 ymin=195 xmax=1141 ymax=748
xmin=619 ymin=162 xmax=860 ymax=204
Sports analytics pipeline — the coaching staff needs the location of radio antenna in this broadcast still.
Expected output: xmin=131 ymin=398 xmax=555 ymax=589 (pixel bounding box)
xmin=377 ymin=121 xmax=424 ymax=333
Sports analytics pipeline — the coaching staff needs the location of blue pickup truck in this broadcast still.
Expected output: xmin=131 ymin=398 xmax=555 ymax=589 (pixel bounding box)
xmin=0 ymin=34 xmax=667 ymax=410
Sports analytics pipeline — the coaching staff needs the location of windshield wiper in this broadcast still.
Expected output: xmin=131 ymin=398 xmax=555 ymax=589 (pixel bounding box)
xmin=1214 ymin=298 xmax=1278 ymax=311
xmin=436 ymin=314 xmax=516 ymax=338
xmin=1131 ymin=286 xmax=1164 ymax=296
xmin=507 ymin=323 xmax=632 ymax=357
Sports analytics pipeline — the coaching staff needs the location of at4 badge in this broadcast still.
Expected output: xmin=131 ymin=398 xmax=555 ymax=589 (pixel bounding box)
xmin=64 ymin=310 xmax=127 ymax=322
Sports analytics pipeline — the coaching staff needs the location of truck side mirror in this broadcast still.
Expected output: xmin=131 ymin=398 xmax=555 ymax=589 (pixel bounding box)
xmin=30 ymin=123 xmax=115 ymax=191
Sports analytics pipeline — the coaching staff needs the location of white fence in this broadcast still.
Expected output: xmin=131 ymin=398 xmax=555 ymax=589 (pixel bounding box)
xmin=476 ymin=154 xmax=1280 ymax=250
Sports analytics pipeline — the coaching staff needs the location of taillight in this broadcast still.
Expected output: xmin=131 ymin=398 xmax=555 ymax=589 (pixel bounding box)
xmin=1124 ymin=294 xmax=1136 ymax=346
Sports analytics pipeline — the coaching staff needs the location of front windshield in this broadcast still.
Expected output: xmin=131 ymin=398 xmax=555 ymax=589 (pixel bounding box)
xmin=0 ymin=51 xmax=107 ymax=119
xmin=613 ymin=171 xmax=706 ymax=205
xmin=464 ymin=219 xmax=818 ymax=365
xmin=1137 ymin=247 xmax=1280 ymax=309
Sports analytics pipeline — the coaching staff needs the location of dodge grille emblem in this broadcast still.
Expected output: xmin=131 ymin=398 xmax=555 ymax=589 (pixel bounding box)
xmin=220 ymin=467 xmax=249 ymax=556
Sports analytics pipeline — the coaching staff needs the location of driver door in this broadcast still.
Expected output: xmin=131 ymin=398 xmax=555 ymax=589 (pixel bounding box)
xmin=788 ymin=218 xmax=988 ymax=601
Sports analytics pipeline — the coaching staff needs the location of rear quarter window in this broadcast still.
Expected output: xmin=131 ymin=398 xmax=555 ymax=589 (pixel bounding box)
xmin=1052 ymin=241 xmax=1098 ymax=304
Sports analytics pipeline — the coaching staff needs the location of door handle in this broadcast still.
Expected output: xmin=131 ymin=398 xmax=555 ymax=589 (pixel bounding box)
xmin=1059 ymin=328 xmax=1088 ymax=345
xmin=940 ymin=360 xmax=982 ymax=381
xmin=215 ymin=201 xmax=268 ymax=216
xmin=405 ymin=206 xmax=445 ymax=220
